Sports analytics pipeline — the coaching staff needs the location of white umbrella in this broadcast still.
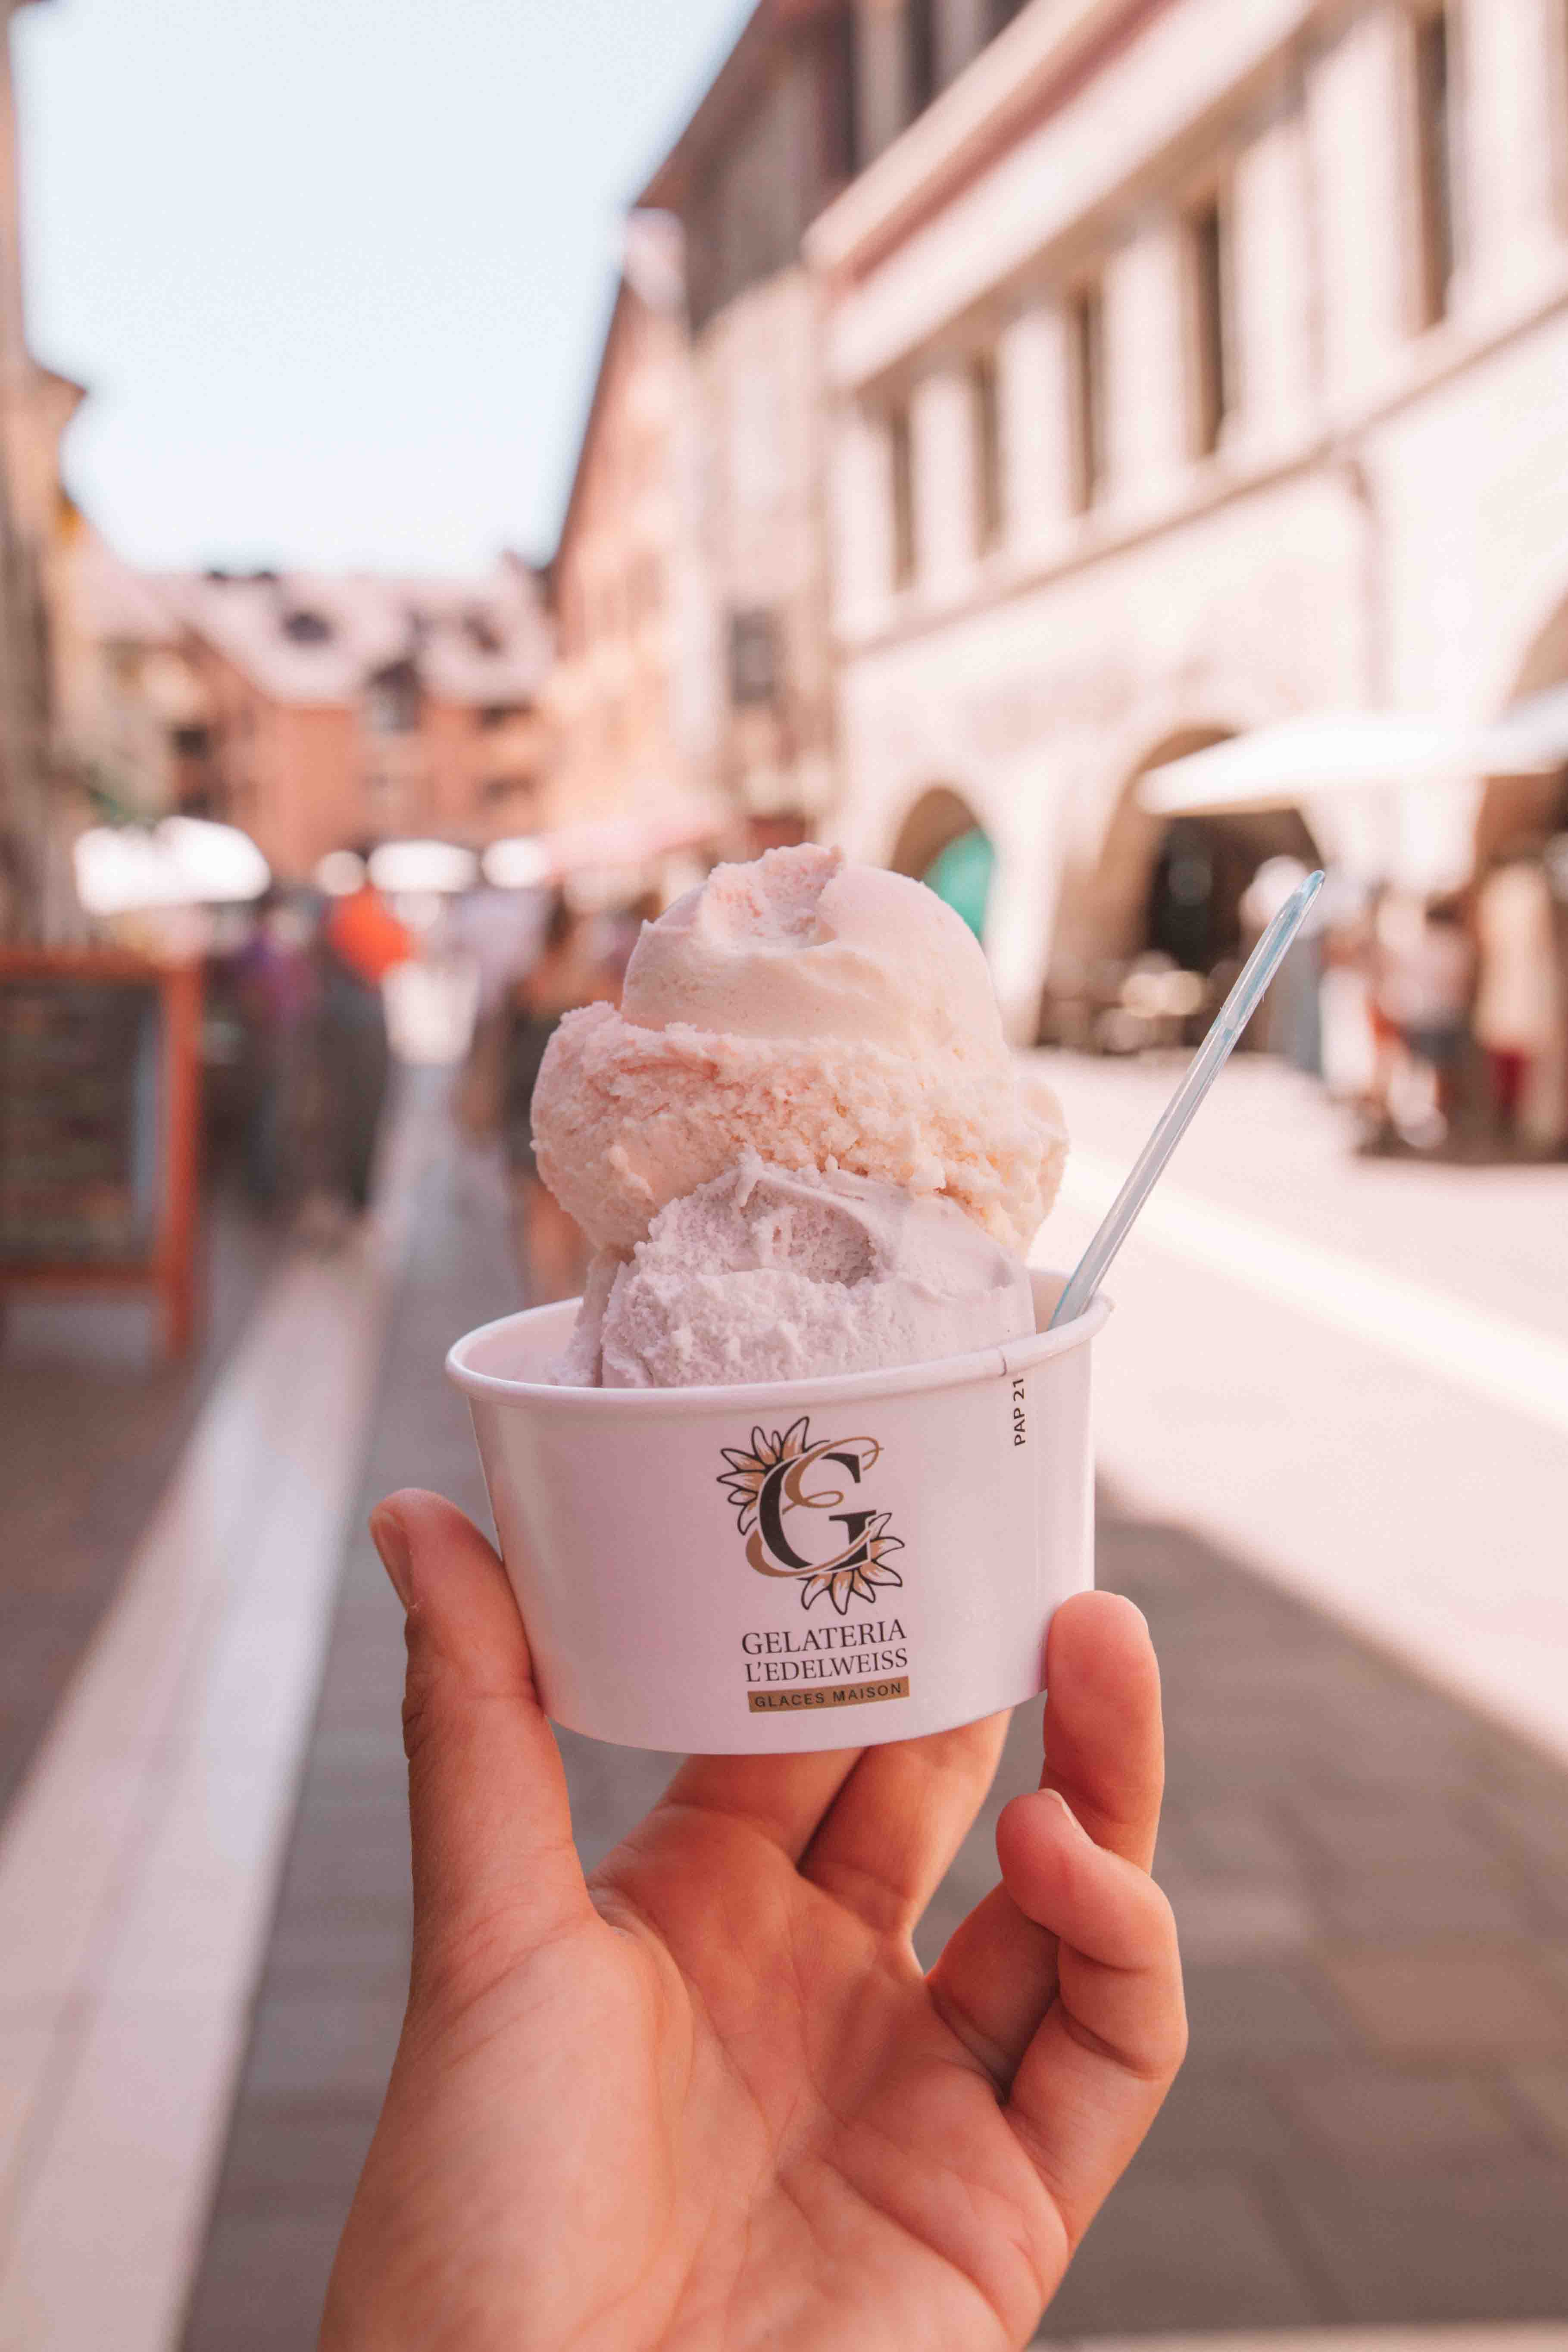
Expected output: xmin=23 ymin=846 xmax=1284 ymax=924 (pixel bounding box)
xmin=73 ymin=818 xmax=269 ymax=915
xmin=366 ymin=839 xmax=478 ymax=896
xmin=1138 ymin=712 xmax=1558 ymax=816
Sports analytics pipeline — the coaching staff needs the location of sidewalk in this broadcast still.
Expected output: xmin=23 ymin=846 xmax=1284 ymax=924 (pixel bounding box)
xmin=1034 ymin=1052 xmax=1568 ymax=1764
xmin=172 ymin=1109 xmax=1568 ymax=2348
xmin=0 ymin=1193 xmax=280 ymax=1820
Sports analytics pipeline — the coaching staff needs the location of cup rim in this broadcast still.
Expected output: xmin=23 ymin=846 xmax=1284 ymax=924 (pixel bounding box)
xmin=445 ymin=1271 xmax=1112 ymax=1418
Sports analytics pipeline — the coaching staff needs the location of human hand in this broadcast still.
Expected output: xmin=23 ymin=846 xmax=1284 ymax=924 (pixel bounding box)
xmin=321 ymin=1490 xmax=1184 ymax=2350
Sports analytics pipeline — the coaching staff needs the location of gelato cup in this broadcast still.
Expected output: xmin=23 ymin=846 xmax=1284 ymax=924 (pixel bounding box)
xmin=446 ymin=1270 xmax=1110 ymax=1755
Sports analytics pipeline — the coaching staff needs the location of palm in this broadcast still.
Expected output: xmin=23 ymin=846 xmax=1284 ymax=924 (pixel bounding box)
xmin=324 ymin=1496 xmax=1184 ymax=2352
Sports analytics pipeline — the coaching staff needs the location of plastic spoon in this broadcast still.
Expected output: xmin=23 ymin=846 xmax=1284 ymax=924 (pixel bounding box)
xmin=1048 ymin=868 xmax=1325 ymax=1330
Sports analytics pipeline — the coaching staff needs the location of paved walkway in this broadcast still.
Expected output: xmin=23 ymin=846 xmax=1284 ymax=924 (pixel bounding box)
xmin=173 ymin=1115 xmax=1568 ymax=2349
xmin=0 ymin=1125 xmax=415 ymax=2352
xmin=0 ymin=1191 xmax=280 ymax=1820
xmin=1033 ymin=1053 xmax=1568 ymax=1764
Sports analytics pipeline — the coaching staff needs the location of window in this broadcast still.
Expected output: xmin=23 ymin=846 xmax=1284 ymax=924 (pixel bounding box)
xmin=462 ymin=608 xmax=504 ymax=656
xmin=729 ymin=609 xmax=779 ymax=706
xmin=1413 ymin=7 xmax=1457 ymax=326
xmin=1188 ymin=197 xmax=1231 ymax=456
xmin=818 ymin=5 xmax=860 ymax=188
xmin=906 ymin=0 xmax=937 ymax=122
xmin=281 ymin=607 xmax=332 ymax=644
xmin=1067 ymin=281 xmax=1107 ymax=512
xmin=971 ymin=351 xmax=1004 ymax=553
xmin=889 ymin=403 xmax=917 ymax=588
xmin=365 ymin=660 xmax=420 ymax=736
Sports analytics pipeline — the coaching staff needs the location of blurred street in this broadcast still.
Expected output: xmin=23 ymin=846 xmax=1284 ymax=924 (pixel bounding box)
xmin=6 ymin=1070 xmax=1564 ymax=2348
xmin=1039 ymin=1051 xmax=1568 ymax=1762
xmin=6 ymin=0 xmax=1568 ymax=2341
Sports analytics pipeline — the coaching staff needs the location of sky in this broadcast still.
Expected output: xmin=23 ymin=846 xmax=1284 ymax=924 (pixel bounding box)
xmin=13 ymin=0 xmax=754 ymax=576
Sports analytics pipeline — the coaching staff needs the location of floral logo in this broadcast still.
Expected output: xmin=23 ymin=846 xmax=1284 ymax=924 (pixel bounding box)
xmin=718 ymin=1417 xmax=904 ymax=1615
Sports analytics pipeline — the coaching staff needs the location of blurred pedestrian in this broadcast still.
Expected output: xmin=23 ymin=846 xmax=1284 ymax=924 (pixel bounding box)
xmin=313 ymin=869 xmax=412 ymax=1219
xmin=1241 ymin=856 xmax=1320 ymax=1071
xmin=604 ymin=886 xmax=663 ymax=994
xmin=1384 ymin=896 xmax=1474 ymax=1142
xmin=1546 ymin=831 xmax=1568 ymax=1149
xmin=1474 ymin=844 xmax=1562 ymax=1150
xmin=501 ymin=890 xmax=613 ymax=1300
xmin=1317 ymin=872 xmax=1379 ymax=1108
xmin=231 ymin=888 xmax=319 ymax=1206
xmin=451 ymin=885 xmax=550 ymax=1146
xmin=1366 ymin=889 xmax=1434 ymax=1148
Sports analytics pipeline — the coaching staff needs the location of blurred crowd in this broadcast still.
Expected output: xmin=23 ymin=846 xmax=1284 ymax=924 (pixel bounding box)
xmin=203 ymin=856 xmax=661 ymax=1297
xmin=204 ymin=856 xmax=415 ymax=1242
xmin=197 ymin=821 xmax=1568 ymax=1315
xmin=1046 ymin=833 xmax=1568 ymax=1162
xmin=1345 ymin=839 xmax=1568 ymax=1157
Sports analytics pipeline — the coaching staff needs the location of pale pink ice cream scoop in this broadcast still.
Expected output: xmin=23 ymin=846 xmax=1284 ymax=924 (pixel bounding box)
xmin=533 ymin=843 xmax=1066 ymax=1259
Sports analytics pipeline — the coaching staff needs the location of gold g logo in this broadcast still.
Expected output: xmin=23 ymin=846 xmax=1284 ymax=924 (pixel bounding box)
xmin=718 ymin=1417 xmax=904 ymax=1615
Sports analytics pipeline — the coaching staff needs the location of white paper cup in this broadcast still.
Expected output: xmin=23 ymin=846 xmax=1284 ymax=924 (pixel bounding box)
xmin=446 ymin=1270 xmax=1111 ymax=1755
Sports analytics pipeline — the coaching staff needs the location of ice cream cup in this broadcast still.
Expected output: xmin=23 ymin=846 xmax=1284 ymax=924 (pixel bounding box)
xmin=446 ymin=1271 xmax=1111 ymax=1755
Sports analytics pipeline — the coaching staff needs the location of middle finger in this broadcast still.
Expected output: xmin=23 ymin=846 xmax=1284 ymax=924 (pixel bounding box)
xmin=796 ymin=1710 xmax=1009 ymax=1937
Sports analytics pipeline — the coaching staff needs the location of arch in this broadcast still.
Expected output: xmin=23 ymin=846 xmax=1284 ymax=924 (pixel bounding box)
xmin=1048 ymin=727 xmax=1235 ymax=982
xmin=1042 ymin=725 xmax=1325 ymax=1045
xmin=888 ymin=785 xmax=984 ymax=880
xmin=887 ymin=783 xmax=995 ymax=942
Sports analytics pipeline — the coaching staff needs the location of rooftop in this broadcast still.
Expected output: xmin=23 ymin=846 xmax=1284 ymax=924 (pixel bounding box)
xmin=127 ymin=559 xmax=552 ymax=709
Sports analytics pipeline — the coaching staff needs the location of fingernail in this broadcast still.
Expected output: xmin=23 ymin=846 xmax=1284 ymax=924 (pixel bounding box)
xmin=370 ymin=1506 xmax=413 ymax=1609
xmin=1043 ymin=1787 xmax=1081 ymax=1833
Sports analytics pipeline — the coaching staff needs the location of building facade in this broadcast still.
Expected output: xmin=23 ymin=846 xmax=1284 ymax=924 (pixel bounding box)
xmin=544 ymin=215 xmax=716 ymax=842
xmin=558 ymin=0 xmax=1053 ymax=842
xmin=638 ymin=0 xmax=854 ymax=828
xmin=71 ymin=559 xmax=553 ymax=883
xmin=0 ymin=0 xmax=88 ymax=940
xmin=810 ymin=0 xmax=1568 ymax=1037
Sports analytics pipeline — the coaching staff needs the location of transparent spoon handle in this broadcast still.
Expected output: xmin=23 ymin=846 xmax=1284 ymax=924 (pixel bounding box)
xmin=1048 ymin=869 xmax=1324 ymax=1331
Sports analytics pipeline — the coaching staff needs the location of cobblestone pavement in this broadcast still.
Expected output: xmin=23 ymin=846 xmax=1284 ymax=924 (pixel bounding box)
xmin=178 ymin=1135 xmax=1568 ymax=2349
xmin=0 ymin=1191 xmax=280 ymax=1819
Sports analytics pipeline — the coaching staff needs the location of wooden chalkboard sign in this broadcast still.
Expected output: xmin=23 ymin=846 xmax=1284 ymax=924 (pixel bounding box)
xmin=0 ymin=950 xmax=201 ymax=1356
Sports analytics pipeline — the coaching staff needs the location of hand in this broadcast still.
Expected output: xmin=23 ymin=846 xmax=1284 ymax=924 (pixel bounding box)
xmin=322 ymin=1490 xmax=1184 ymax=2351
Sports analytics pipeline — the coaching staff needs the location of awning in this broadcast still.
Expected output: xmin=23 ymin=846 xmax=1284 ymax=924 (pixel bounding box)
xmin=367 ymin=839 xmax=478 ymax=896
xmin=1487 ymin=681 xmax=1568 ymax=772
xmin=73 ymin=818 xmax=269 ymax=916
xmin=1138 ymin=712 xmax=1558 ymax=817
xmin=483 ymin=798 xmax=724 ymax=890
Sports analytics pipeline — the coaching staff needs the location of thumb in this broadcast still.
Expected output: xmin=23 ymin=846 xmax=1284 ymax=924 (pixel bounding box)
xmin=371 ymin=1489 xmax=593 ymax=1999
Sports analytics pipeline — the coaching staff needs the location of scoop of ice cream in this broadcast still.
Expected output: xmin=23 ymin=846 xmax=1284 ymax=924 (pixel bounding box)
xmin=555 ymin=1154 xmax=1036 ymax=1389
xmin=532 ymin=843 xmax=1066 ymax=1256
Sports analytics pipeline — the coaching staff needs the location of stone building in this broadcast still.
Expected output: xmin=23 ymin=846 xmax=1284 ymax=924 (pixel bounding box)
xmin=809 ymin=0 xmax=1568 ymax=1037
xmin=562 ymin=0 xmax=1044 ymax=842
xmin=58 ymin=528 xmax=204 ymax=822
xmin=0 ymin=0 xmax=87 ymax=939
xmin=634 ymin=0 xmax=865 ymax=831
xmin=544 ymin=214 xmax=716 ymax=844
xmin=77 ymin=559 xmax=553 ymax=883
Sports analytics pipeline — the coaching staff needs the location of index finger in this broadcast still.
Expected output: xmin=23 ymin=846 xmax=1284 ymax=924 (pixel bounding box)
xmin=1040 ymin=1590 xmax=1163 ymax=1873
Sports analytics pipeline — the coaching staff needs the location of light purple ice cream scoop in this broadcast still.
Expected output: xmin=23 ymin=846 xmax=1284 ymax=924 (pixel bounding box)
xmin=553 ymin=1152 xmax=1035 ymax=1389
